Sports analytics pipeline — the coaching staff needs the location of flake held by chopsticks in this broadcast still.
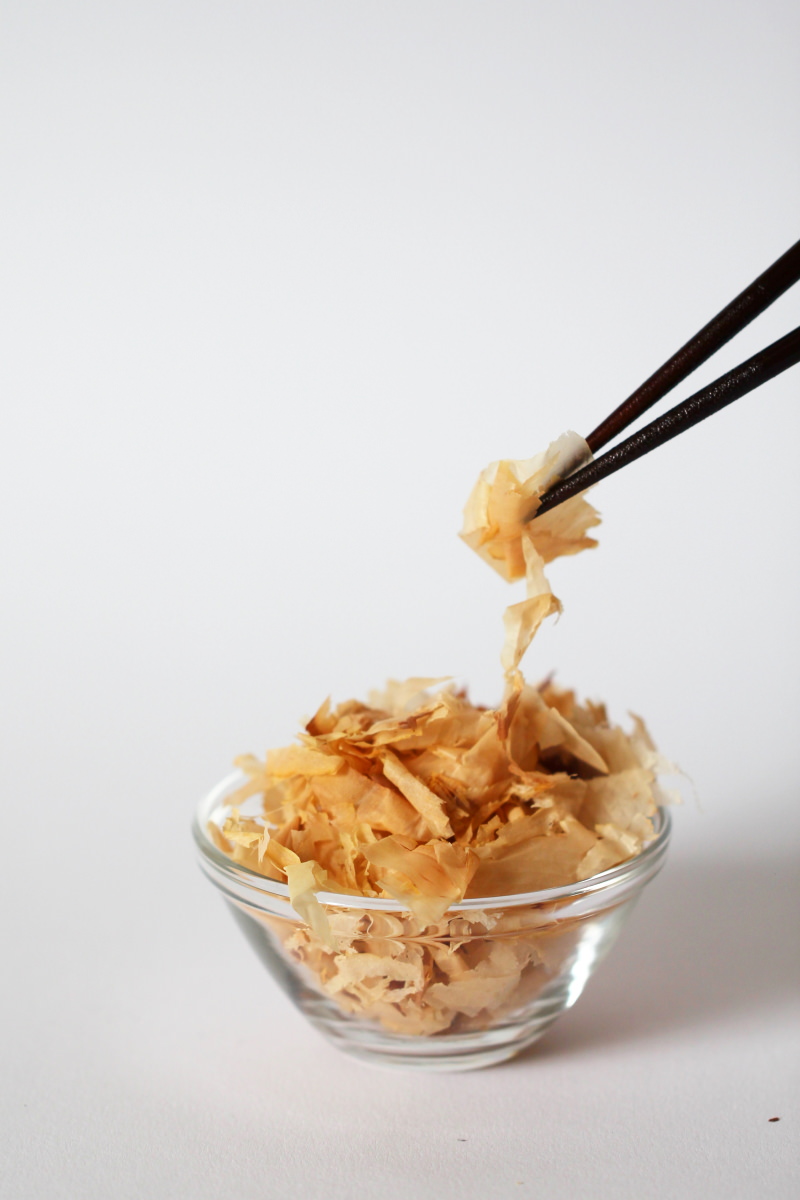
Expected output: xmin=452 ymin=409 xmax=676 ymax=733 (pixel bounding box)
xmin=460 ymin=431 xmax=600 ymax=672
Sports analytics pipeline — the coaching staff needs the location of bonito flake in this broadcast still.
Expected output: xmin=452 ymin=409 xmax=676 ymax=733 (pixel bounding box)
xmin=460 ymin=431 xmax=600 ymax=674
xmin=216 ymin=434 xmax=675 ymax=1036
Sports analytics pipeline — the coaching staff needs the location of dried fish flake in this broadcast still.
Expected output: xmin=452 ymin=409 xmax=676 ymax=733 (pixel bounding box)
xmin=215 ymin=431 xmax=677 ymax=1038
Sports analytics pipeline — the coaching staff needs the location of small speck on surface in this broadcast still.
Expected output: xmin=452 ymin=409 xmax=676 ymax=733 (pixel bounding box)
xmin=768 ymin=1117 xmax=780 ymax=1123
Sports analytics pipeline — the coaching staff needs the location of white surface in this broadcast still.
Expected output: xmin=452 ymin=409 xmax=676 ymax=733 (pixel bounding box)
xmin=1 ymin=3 xmax=798 ymax=1197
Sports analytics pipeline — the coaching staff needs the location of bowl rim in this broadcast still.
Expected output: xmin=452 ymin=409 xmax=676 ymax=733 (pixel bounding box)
xmin=193 ymin=769 xmax=672 ymax=912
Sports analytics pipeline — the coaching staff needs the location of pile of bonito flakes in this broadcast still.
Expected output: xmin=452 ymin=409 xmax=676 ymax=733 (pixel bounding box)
xmin=214 ymin=433 xmax=676 ymax=1036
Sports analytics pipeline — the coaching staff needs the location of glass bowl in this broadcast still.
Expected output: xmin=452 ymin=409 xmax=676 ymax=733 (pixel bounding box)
xmin=193 ymin=771 xmax=671 ymax=1072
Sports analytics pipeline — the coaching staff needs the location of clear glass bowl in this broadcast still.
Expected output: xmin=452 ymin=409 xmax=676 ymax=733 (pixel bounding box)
xmin=193 ymin=771 xmax=671 ymax=1072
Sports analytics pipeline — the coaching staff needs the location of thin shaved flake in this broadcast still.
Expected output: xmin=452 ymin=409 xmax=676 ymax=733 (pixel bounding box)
xmin=213 ymin=432 xmax=678 ymax=1039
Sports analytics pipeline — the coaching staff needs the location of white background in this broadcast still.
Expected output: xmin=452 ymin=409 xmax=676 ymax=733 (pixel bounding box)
xmin=1 ymin=2 xmax=798 ymax=1197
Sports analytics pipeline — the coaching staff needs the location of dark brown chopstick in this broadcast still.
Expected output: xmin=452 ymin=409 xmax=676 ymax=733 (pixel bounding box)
xmin=527 ymin=324 xmax=800 ymax=520
xmin=586 ymin=237 xmax=800 ymax=454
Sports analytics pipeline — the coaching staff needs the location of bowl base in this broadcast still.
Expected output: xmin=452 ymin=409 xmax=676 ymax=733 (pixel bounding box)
xmin=306 ymin=1009 xmax=563 ymax=1073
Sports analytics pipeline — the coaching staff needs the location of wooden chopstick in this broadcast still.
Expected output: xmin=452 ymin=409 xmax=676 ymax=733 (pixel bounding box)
xmin=586 ymin=237 xmax=800 ymax=454
xmin=527 ymin=324 xmax=800 ymax=520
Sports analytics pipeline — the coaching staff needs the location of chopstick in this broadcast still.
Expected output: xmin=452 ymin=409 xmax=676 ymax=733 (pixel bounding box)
xmin=529 ymin=324 xmax=800 ymax=519
xmin=587 ymin=237 xmax=800 ymax=453
xmin=525 ymin=236 xmax=800 ymax=522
